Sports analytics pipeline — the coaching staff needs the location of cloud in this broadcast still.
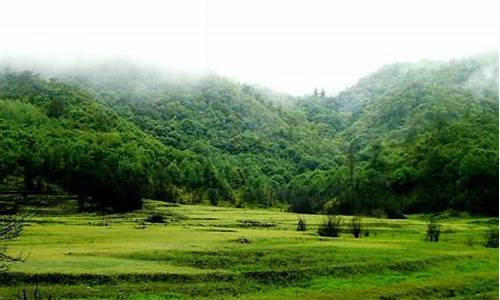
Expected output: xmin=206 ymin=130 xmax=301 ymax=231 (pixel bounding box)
xmin=0 ymin=0 xmax=498 ymax=95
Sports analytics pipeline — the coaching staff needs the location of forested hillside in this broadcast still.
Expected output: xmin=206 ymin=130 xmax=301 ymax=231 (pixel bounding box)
xmin=61 ymin=63 xmax=342 ymax=206
xmin=290 ymin=53 xmax=498 ymax=216
xmin=0 ymin=53 xmax=497 ymax=215
xmin=0 ymin=70 xmax=191 ymax=211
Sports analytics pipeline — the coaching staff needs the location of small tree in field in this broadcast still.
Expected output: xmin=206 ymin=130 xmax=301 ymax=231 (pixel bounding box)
xmin=484 ymin=225 xmax=498 ymax=248
xmin=426 ymin=217 xmax=441 ymax=242
xmin=318 ymin=216 xmax=341 ymax=237
xmin=0 ymin=214 xmax=25 ymax=271
xmin=351 ymin=216 xmax=362 ymax=238
xmin=297 ymin=217 xmax=307 ymax=231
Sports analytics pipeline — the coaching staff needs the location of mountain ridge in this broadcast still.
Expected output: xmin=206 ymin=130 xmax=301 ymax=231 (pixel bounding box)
xmin=0 ymin=52 xmax=497 ymax=215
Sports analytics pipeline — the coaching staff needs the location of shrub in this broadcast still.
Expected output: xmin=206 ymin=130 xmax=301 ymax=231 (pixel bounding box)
xmin=385 ymin=208 xmax=406 ymax=219
xmin=17 ymin=286 xmax=54 ymax=300
xmin=426 ymin=217 xmax=441 ymax=242
xmin=297 ymin=217 xmax=307 ymax=231
xmin=288 ymin=197 xmax=314 ymax=214
xmin=351 ymin=216 xmax=362 ymax=238
xmin=153 ymin=183 xmax=179 ymax=203
xmin=238 ymin=236 xmax=252 ymax=244
xmin=464 ymin=235 xmax=474 ymax=247
xmin=237 ymin=220 xmax=276 ymax=228
xmin=207 ymin=188 xmax=218 ymax=206
xmin=1 ymin=213 xmax=25 ymax=270
xmin=484 ymin=226 xmax=498 ymax=248
xmin=145 ymin=213 xmax=165 ymax=223
xmin=322 ymin=199 xmax=340 ymax=215
xmin=363 ymin=229 xmax=370 ymax=237
xmin=318 ymin=216 xmax=341 ymax=237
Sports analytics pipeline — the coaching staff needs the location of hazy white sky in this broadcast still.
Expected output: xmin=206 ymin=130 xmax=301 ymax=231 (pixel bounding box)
xmin=0 ymin=0 xmax=498 ymax=95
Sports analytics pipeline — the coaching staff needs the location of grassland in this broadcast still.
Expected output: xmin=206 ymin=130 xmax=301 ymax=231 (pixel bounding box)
xmin=0 ymin=200 xmax=498 ymax=299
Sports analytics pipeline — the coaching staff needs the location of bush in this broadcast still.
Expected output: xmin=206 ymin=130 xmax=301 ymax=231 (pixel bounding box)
xmin=17 ymin=286 xmax=54 ymax=300
xmin=351 ymin=216 xmax=362 ymax=238
xmin=318 ymin=216 xmax=341 ymax=237
xmin=237 ymin=220 xmax=276 ymax=228
xmin=1 ymin=213 xmax=25 ymax=269
xmin=207 ymin=188 xmax=218 ymax=206
xmin=288 ymin=197 xmax=314 ymax=214
xmin=484 ymin=226 xmax=498 ymax=248
xmin=145 ymin=213 xmax=165 ymax=223
xmin=385 ymin=207 xmax=406 ymax=219
xmin=464 ymin=235 xmax=474 ymax=247
xmin=238 ymin=236 xmax=252 ymax=244
xmin=322 ymin=199 xmax=340 ymax=215
xmin=426 ymin=217 xmax=440 ymax=242
xmin=297 ymin=217 xmax=307 ymax=231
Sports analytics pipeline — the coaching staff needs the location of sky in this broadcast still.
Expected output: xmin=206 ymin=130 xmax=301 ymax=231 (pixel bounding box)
xmin=0 ymin=0 xmax=498 ymax=95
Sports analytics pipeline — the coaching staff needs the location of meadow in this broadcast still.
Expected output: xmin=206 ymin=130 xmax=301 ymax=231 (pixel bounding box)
xmin=0 ymin=200 xmax=498 ymax=299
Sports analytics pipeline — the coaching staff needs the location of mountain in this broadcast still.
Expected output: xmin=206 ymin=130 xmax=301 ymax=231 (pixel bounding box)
xmin=0 ymin=53 xmax=497 ymax=215
xmin=59 ymin=62 xmax=342 ymax=204
xmin=290 ymin=53 xmax=498 ymax=215
xmin=0 ymin=70 xmax=188 ymax=211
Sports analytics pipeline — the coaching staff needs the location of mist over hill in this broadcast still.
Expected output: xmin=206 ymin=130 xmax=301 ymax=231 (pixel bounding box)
xmin=0 ymin=53 xmax=498 ymax=215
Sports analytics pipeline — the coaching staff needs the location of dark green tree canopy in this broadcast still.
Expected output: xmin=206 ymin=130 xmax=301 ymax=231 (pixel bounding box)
xmin=1 ymin=53 xmax=497 ymax=215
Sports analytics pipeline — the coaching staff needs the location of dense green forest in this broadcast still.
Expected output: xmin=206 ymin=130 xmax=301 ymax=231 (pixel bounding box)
xmin=0 ymin=53 xmax=498 ymax=215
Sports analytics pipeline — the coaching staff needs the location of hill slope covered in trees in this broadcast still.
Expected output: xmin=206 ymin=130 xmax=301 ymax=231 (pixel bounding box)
xmin=0 ymin=53 xmax=497 ymax=215
xmin=290 ymin=53 xmax=498 ymax=216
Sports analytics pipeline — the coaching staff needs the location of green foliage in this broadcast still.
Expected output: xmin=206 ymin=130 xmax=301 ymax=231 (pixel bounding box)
xmin=426 ymin=217 xmax=441 ymax=242
xmin=16 ymin=286 xmax=54 ymax=300
xmin=145 ymin=214 xmax=165 ymax=224
xmin=0 ymin=214 xmax=24 ymax=271
xmin=484 ymin=226 xmax=499 ymax=248
xmin=0 ymin=201 xmax=498 ymax=299
xmin=288 ymin=53 xmax=498 ymax=216
xmin=0 ymin=71 xmax=182 ymax=211
xmin=351 ymin=216 xmax=362 ymax=238
xmin=318 ymin=216 xmax=341 ymax=237
xmin=296 ymin=217 xmax=307 ymax=231
xmin=0 ymin=53 xmax=497 ymax=215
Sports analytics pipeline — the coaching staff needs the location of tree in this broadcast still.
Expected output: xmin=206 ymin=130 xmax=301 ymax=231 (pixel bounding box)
xmin=0 ymin=214 xmax=24 ymax=271
xmin=207 ymin=188 xmax=218 ymax=206
xmin=243 ymin=176 xmax=273 ymax=207
xmin=47 ymin=98 xmax=65 ymax=118
xmin=351 ymin=216 xmax=362 ymax=238
xmin=318 ymin=216 xmax=341 ymax=237
xmin=426 ymin=217 xmax=441 ymax=242
xmin=484 ymin=226 xmax=498 ymax=248
xmin=297 ymin=217 xmax=307 ymax=231
xmin=0 ymin=54 xmax=497 ymax=216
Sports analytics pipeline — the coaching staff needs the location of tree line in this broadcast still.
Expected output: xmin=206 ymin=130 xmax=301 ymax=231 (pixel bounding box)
xmin=0 ymin=53 xmax=498 ymax=215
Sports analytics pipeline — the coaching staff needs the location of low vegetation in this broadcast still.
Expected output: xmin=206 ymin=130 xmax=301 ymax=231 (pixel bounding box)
xmin=426 ymin=217 xmax=441 ymax=242
xmin=0 ymin=200 xmax=497 ymax=299
xmin=0 ymin=52 xmax=497 ymax=299
xmin=296 ymin=217 xmax=307 ymax=231
xmin=0 ymin=213 xmax=24 ymax=270
xmin=146 ymin=213 xmax=166 ymax=224
xmin=317 ymin=215 xmax=342 ymax=237
xmin=351 ymin=216 xmax=362 ymax=238
xmin=485 ymin=225 xmax=499 ymax=248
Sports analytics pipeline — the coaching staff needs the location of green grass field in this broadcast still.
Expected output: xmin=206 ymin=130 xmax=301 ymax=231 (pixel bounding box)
xmin=0 ymin=200 xmax=498 ymax=299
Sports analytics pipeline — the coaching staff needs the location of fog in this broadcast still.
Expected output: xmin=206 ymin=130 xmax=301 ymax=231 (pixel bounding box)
xmin=0 ymin=0 xmax=498 ymax=95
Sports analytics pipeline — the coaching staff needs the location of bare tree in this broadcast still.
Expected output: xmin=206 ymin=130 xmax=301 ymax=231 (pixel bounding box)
xmin=0 ymin=214 xmax=25 ymax=271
